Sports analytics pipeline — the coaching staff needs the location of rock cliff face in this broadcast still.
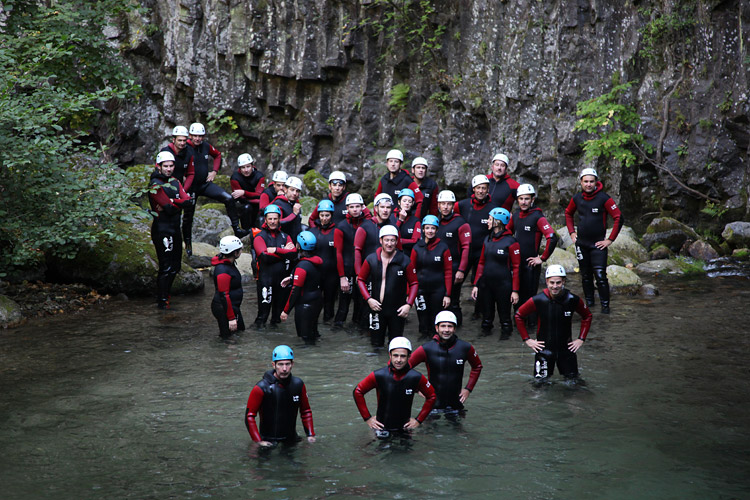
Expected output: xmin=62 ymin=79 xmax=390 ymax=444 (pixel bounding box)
xmin=114 ymin=0 xmax=750 ymax=228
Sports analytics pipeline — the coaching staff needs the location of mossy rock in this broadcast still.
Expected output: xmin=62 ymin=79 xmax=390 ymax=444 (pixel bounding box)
xmin=300 ymin=196 xmax=318 ymax=217
xmin=635 ymin=257 xmax=705 ymax=276
xmin=0 ymin=294 xmax=25 ymax=328
xmin=545 ymin=248 xmax=578 ymax=274
xmin=607 ymin=226 xmax=649 ymax=266
xmin=213 ymin=174 xmax=232 ymax=192
xmin=200 ymin=202 xmax=227 ymax=214
xmin=642 ymin=217 xmax=700 ymax=252
xmin=721 ymin=222 xmax=750 ymax=248
xmin=607 ymin=265 xmax=642 ymax=294
xmin=303 ymin=170 xmax=329 ymax=199
xmin=555 ymin=226 xmax=574 ymax=250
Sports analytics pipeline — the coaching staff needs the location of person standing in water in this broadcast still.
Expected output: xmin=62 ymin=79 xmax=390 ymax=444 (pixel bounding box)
xmin=211 ymin=235 xmax=245 ymax=342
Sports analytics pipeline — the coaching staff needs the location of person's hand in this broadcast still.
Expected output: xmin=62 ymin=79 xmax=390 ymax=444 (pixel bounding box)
xmin=207 ymin=171 xmax=217 ymax=183
xmin=280 ymin=276 xmax=292 ymax=287
xmin=307 ymin=436 xmax=316 ymax=443
xmin=510 ymin=292 xmax=519 ymax=305
xmin=471 ymin=286 xmax=479 ymax=301
xmin=455 ymin=271 xmax=465 ymax=283
xmin=340 ymin=277 xmax=351 ymax=292
xmin=570 ymin=232 xmax=577 ymax=244
xmin=459 ymin=388 xmax=470 ymax=404
xmin=524 ymin=339 xmax=544 ymax=352
xmin=527 ymin=256 xmax=542 ymax=266
xmin=366 ymin=416 xmax=384 ymax=430
xmin=258 ymin=440 xmax=273 ymax=447
xmin=266 ymin=247 xmax=276 ymax=254
xmin=595 ymin=239 xmax=612 ymax=250
xmin=280 ymin=311 xmax=288 ymax=322
xmin=442 ymin=296 xmax=451 ymax=308
xmin=367 ymin=298 xmax=382 ymax=311
xmin=398 ymin=210 xmax=407 ymax=221
xmin=231 ymin=189 xmax=245 ymax=199
xmin=293 ymin=203 xmax=302 ymax=215
xmin=396 ymin=304 xmax=411 ymax=318
xmin=229 ymin=319 xmax=238 ymax=332
xmin=284 ymin=242 xmax=296 ymax=250
xmin=568 ymin=339 xmax=584 ymax=353
xmin=403 ymin=418 xmax=420 ymax=430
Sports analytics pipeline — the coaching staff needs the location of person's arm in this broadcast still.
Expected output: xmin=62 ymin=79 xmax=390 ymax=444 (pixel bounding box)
xmin=538 ymin=216 xmax=558 ymax=261
xmin=275 ymin=235 xmax=297 ymax=256
xmin=280 ymin=208 xmax=298 ymax=224
xmin=429 ymin=185 xmax=439 ymax=215
xmin=409 ymin=181 xmax=424 ymax=217
xmin=249 ymin=177 xmax=265 ymax=204
xmin=405 ymin=260 xmax=418 ymax=306
xmin=442 ymin=248 xmax=453 ymax=296
xmin=604 ymin=197 xmax=623 ymax=242
xmin=299 ymin=383 xmax=315 ymax=440
xmin=453 ymin=201 xmax=460 ymax=215
xmin=472 ymin=245 xmax=487 ymax=286
xmin=564 ymin=198 xmax=578 ymax=240
xmin=216 ymin=272 xmax=236 ymax=320
xmin=352 ymin=372 xmax=377 ymax=421
xmin=414 ymin=375 xmax=436 ymax=423
xmin=356 ymin=259 xmax=373 ymax=300
xmin=283 ymin=266 xmax=306 ymax=314
xmin=353 ymin=227 xmax=367 ymax=275
xmin=408 ymin=345 xmax=426 ymax=369
xmin=514 ymin=298 xmax=537 ymax=341
xmin=569 ymin=297 xmax=593 ymax=353
xmin=183 ymin=156 xmax=195 ymax=192
xmin=502 ymin=179 xmax=520 ymax=210
xmin=209 ymin=143 xmax=222 ymax=172
xmin=308 ymin=204 xmax=320 ymax=228
xmin=399 ymin=220 xmax=421 ymax=248
xmin=374 ymin=179 xmax=383 ymax=197
xmin=465 ymin=346 xmax=483 ymax=392
xmin=334 ymin=229 xmax=347 ymax=277
xmin=149 ymin=186 xmax=176 ymax=209
xmin=259 ymin=191 xmax=272 ymax=210
xmin=510 ymin=242 xmax=521 ymax=294
xmin=244 ymin=386 xmax=265 ymax=442
xmin=457 ymin=223 xmax=472 ymax=274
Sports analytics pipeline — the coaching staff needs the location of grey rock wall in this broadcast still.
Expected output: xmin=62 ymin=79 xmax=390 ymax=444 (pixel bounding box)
xmin=114 ymin=0 xmax=750 ymax=228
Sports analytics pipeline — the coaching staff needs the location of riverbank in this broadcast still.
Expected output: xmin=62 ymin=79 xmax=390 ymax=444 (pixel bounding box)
xmin=0 ymin=281 xmax=111 ymax=325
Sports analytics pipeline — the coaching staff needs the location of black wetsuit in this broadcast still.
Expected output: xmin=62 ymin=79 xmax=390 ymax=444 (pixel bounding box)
xmin=272 ymin=194 xmax=303 ymax=241
xmin=211 ymin=255 xmax=244 ymax=338
xmin=159 ymin=143 xmax=194 ymax=191
xmin=456 ymin=195 xmax=494 ymax=318
xmin=253 ymin=225 xmax=296 ymax=325
xmin=310 ymin=223 xmax=339 ymax=322
xmin=410 ymin=237 xmax=453 ymax=335
xmin=334 ymin=214 xmax=368 ymax=326
xmin=473 ymin=230 xmax=521 ymax=335
xmin=284 ymin=256 xmax=323 ymax=341
xmin=230 ymin=168 xmax=265 ymax=230
xmin=437 ymin=213 xmax=471 ymax=327
xmin=396 ymin=212 xmax=421 ymax=257
xmin=375 ymin=169 xmax=424 ymax=216
xmin=416 ymin=177 xmax=439 ymax=219
xmin=245 ymin=369 xmax=314 ymax=443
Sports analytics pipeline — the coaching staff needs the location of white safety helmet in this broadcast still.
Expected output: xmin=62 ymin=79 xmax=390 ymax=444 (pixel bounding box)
xmin=545 ymin=265 xmax=567 ymax=278
xmin=437 ymin=190 xmax=456 ymax=203
xmin=237 ymin=153 xmax=255 ymax=167
xmin=492 ymin=153 xmax=509 ymax=165
xmin=579 ymin=168 xmax=598 ymax=179
xmin=219 ymin=235 xmax=243 ymax=254
xmin=471 ymin=174 xmax=490 ymax=188
xmin=272 ymin=171 xmax=288 ymax=183
xmin=345 ymin=193 xmax=364 ymax=205
xmin=374 ymin=193 xmax=393 ymax=206
xmin=172 ymin=126 xmax=189 ymax=137
xmin=411 ymin=157 xmax=428 ymax=168
xmin=156 ymin=151 xmax=175 ymax=164
xmin=517 ymin=183 xmax=536 ymax=197
xmin=328 ymin=171 xmax=347 ymax=183
xmin=379 ymin=225 xmax=399 ymax=239
xmin=189 ymin=122 xmax=206 ymax=135
xmin=434 ymin=310 xmax=458 ymax=325
xmin=285 ymin=176 xmax=303 ymax=190
xmin=388 ymin=336 xmax=412 ymax=352
xmin=386 ymin=149 xmax=404 ymax=162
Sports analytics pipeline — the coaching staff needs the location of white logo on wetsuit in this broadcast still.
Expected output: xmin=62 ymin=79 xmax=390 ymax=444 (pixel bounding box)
xmin=293 ymin=395 xmax=300 ymax=402
xmin=405 ymin=389 xmax=413 ymax=395
xmin=524 ymin=225 xmax=531 ymax=231
xmin=456 ymin=359 xmax=464 ymax=365
xmin=497 ymin=249 xmax=505 ymax=255
xmin=481 ymin=218 xmax=489 ymax=224
xmin=564 ymin=311 xmax=572 ymax=317
xmin=397 ymin=270 xmax=404 ymax=275
xmin=434 ymin=256 xmax=441 ymax=261
xmin=446 ymin=232 xmax=453 ymax=237
xmin=592 ymin=208 xmax=599 ymax=213
xmin=329 ymin=241 xmax=335 ymax=246
xmin=407 ymin=228 xmax=413 ymax=233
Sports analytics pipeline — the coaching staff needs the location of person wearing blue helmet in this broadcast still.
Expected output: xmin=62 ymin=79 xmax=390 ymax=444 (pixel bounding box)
xmin=410 ymin=215 xmax=453 ymax=336
xmin=281 ymin=231 xmax=323 ymax=343
xmin=252 ymin=204 xmax=297 ymax=328
xmin=471 ymin=207 xmax=521 ymax=339
xmin=309 ymin=200 xmax=341 ymax=323
xmin=245 ymin=345 xmax=316 ymax=446
xmin=395 ymin=188 xmax=421 ymax=257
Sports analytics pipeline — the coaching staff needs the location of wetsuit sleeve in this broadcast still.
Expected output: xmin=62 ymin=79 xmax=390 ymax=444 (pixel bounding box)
xmin=501 ymin=179 xmax=520 ymax=210
xmin=514 ymin=298 xmax=538 ymax=341
xmin=457 ymin=223 xmax=472 ymax=273
xmin=442 ymin=248 xmax=453 ymax=296
xmin=505 ymin=215 xmax=515 ymax=233
xmin=416 ymin=375 xmax=436 ymax=423
xmin=429 ymin=185 xmax=439 ymax=215
xmin=564 ymin=198 xmax=578 ymax=235
xmin=245 ymin=385 xmax=264 ymax=442
xmin=183 ymin=156 xmax=195 ymax=192
xmin=374 ymin=180 xmax=383 ymax=197
xmin=473 ymin=244 xmax=487 ymax=286
xmin=251 ymin=177 xmax=265 ymax=204
xmin=453 ymin=201 xmax=460 ymax=215
xmin=362 ymin=207 xmax=373 ymax=219
xmin=605 ymin=197 xmax=623 ymax=242
xmin=353 ymin=372 xmax=377 ymax=420
xmin=208 ymin=143 xmax=221 ymax=172
xmin=280 ymin=209 xmax=298 ymax=224
xmin=409 ymin=181 xmax=424 ymax=217
xmin=576 ymin=298 xmax=593 ymax=340
xmin=408 ymin=345 xmax=426 ymax=369
xmin=538 ymin=216 xmax=558 ymax=261
xmin=283 ymin=266 xmax=307 ymax=313
xmin=398 ymin=220 xmax=421 ymax=247
xmin=308 ymin=205 xmax=319 ymax=228
xmin=510 ymin=241 xmax=521 ymax=292
xmin=299 ymin=383 xmax=315 ymax=437
xmin=405 ymin=260 xmax=418 ymax=306
xmin=259 ymin=192 xmax=272 ymax=210
xmin=216 ymin=272 xmax=236 ymax=320
xmin=353 ymin=227 xmax=367 ymax=275
xmin=465 ymin=345 xmax=482 ymax=391
xmin=356 ymin=259 xmax=372 ymax=300
xmin=150 ymin=187 xmax=176 ymax=209
xmin=275 ymin=235 xmax=297 ymax=257
xmin=334 ymin=229 xmax=346 ymax=277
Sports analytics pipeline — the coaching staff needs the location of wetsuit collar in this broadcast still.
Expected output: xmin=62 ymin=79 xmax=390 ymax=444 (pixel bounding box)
xmin=301 ymin=256 xmax=323 ymax=265
xmin=387 ymin=361 xmax=410 ymax=376
xmin=211 ymin=255 xmax=233 ymax=266
xmin=150 ymin=169 xmax=172 ymax=182
xmin=434 ymin=333 xmax=457 ymax=347
xmin=582 ymin=181 xmax=604 ymax=201
xmin=471 ymin=194 xmax=491 ymax=209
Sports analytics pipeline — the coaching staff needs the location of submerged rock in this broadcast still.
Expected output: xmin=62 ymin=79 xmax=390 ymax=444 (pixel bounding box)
xmin=187 ymin=242 xmax=220 ymax=268
xmin=639 ymin=284 xmax=659 ymax=296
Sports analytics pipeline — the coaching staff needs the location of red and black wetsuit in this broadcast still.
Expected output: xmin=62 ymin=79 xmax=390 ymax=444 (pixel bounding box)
xmin=253 ymin=224 xmax=296 ymax=325
xmin=283 ymin=256 xmax=323 ymax=341
xmin=515 ymin=288 xmax=593 ymax=379
xmin=465 ymin=174 xmax=519 ymax=210
xmin=410 ymin=237 xmax=453 ymax=335
xmin=308 ymin=192 xmax=373 ymax=227
xmin=259 ymin=185 xmax=280 ymax=212
xmin=565 ymin=182 xmax=623 ymax=309
xmin=272 ymin=194 xmax=302 ymax=241
xmin=333 ymin=212 xmax=370 ymax=326
xmin=230 ymin=168 xmax=265 ymax=230
xmin=473 ymin=229 xmax=521 ymax=336
xmin=353 ymin=363 xmax=436 ymax=433
xmin=456 ymin=194 xmax=494 ymax=318
xmin=211 ymin=255 xmax=244 ymax=338
xmin=245 ymin=369 xmax=314 ymax=443
xmin=353 ymin=215 xmax=400 ymax=275
xmin=357 ymin=248 xmax=418 ymax=346
xmin=159 ymin=143 xmax=195 ymax=191
xmin=507 ymin=207 xmax=558 ymax=312
xmin=310 ymin=223 xmax=340 ymax=322
xmin=409 ymin=334 xmax=482 ymax=410
xmin=375 ymin=168 xmax=425 ymax=216
xmin=414 ymin=176 xmax=439 ymax=219
xmin=437 ymin=212 xmax=471 ymax=326
xmin=394 ymin=209 xmax=421 ymax=257
xmin=148 ymin=169 xmax=190 ymax=306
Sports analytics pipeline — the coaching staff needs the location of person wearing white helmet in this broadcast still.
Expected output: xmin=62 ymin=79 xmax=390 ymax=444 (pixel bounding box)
xmin=353 ymin=336 xmax=436 ymax=437
xmin=565 ymin=168 xmax=623 ymax=314
xmin=410 ymin=156 xmax=439 ymax=218
xmin=409 ymin=310 xmax=483 ymax=415
xmin=435 ymin=190 xmax=472 ymax=327
xmin=211 ymin=235 xmax=245 ymax=341
xmin=258 ymin=170 xmax=288 ymax=218
xmin=374 ymin=149 xmax=425 ymax=217
xmin=149 ymin=150 xmax=191 ymax=309
xmin=357 ymin=225 xmax=418 ymax=347
xmin=159 ymin=126 xmax=195 ymax=195
xmin=271 ymin=176 xmax=303 ymax=240
xmin=230 ymin=153 xmax=266 ymax=231
xmin=506 ymin=183 xmax=559 ymax=327
xmin=515 ymin=264 xmax=593 ymax=384
xmin=308 ymin=171 xmax=373 ymax=227
xmin=353 ymin=193 xmax=398 ymax=277
xmin=487 ymin=153 xmax=520 ymax=210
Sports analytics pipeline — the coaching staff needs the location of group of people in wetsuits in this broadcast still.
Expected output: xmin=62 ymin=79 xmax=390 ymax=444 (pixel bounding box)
xmin=148 ymin=128 xmax=622 ymax=445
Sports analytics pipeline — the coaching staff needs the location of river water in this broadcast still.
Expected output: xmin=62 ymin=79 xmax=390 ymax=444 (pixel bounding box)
xmin=1 ymin=274 xmax=749 ymax=499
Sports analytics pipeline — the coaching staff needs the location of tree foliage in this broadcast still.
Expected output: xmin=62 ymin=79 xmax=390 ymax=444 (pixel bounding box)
xmin=0 ymin=0 xmax=145 ymax=272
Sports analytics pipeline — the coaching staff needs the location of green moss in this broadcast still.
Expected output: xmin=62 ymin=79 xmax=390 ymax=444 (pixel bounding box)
xmin=299 ymin=196 xmax=318 ymax=216
xmin=213 ymin=174 xmax=232 ymax=191
xmin=303 ymin=170 xmax=329 ymax=199
xmin=200 ymin=203 xmax=227 ymax=214
xmin=674 ymin=256 xmax=706 ymax=276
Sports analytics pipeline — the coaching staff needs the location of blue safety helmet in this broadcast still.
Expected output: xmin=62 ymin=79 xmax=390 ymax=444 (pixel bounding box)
xmin=272 ymin=345 xmax=294 ymax=361
xmin=264 ymin=204 xmax=282 ymax=216
xmin=297 ymin=231 xmax=317 ymax=251
xmin=398 ymin=188 xmax=415 ymax=200
xmin=489 ymin=207 xmax=511 ymax=225
xmin=317 ymin=199 xmax=335 ymax=213
xmin=422 ymin=215 xmax=440 ymax=228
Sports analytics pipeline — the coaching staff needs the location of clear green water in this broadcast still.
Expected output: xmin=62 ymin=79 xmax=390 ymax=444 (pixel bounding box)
xmin=1 ymin=275 xmax=749 ymax=499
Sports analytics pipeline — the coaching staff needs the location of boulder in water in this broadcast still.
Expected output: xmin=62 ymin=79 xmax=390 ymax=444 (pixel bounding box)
xmin=607 ymin=265 xmax=642 ymax=294
xmin=0 ymin=295 xmax=25 ymax=328
xmin=688 ymin=239 xmax=720 ymax=261
xmin=642 ymin=217 xmax=700 ymax=252
xmin=722 ymin=222 xmax=750 ymax=248
xmin=607 ymin=226 xmax=649 ymax=266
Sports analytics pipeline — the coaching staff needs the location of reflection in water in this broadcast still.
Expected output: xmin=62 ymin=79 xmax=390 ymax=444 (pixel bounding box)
xmin=1 ymin=274 xmax=749 ymax=499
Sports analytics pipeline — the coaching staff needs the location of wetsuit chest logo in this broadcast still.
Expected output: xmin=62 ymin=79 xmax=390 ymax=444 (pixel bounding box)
xmin=592 ymin=208 xmax=599 ymax=213
xmin=204 ymin=154 xmax=209 ymax=159
xmin=497 ymin=249 xmax=505 ymax=255
xmin=456 ymin=359 xmax=464 ymax=364
xmin=408 ymin=229 xmax=413 ymax=233
xmin=293 ymin=395 xmax=300 ymax=401
xmin=564 ymin=311 xmax=572 ymax=317
xmin=434 ymin=256 xmax=441 ymax=261
xmin=405 ymin=389 xmax=413 ymax=395
xmin=524 ymin=225 xmax=532 ymax=231
xmin=446 ymin=232 xmax=453 ymax=237
xmin=329 ymin=241 xmax=335 ymax=246
xmin=481 ymin=218 xmax=489 ymax=224
xmin=397 ymin=270 xmax=404 ymax=276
